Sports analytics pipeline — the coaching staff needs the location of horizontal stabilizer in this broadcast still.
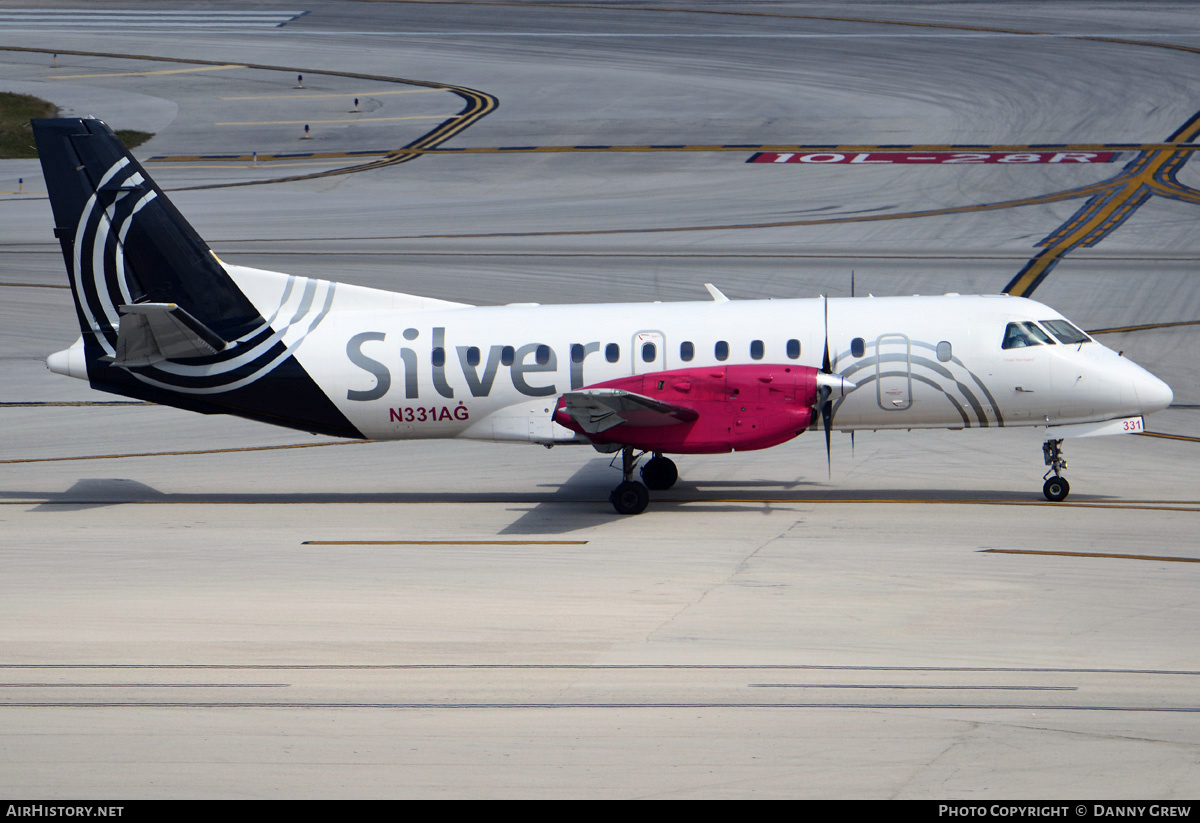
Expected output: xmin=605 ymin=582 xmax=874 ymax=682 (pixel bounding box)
xmin=558 ymin=388 xmax=699 ymax=434
xmin=113 ymin=302 xmax=227 ymax=367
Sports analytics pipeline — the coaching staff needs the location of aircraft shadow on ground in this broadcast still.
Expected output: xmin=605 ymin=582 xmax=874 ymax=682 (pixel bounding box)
xmin=4 ymin=470 xmax=1109 ymax=535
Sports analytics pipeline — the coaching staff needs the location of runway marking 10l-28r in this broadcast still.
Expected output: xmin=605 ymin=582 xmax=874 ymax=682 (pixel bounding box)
xmin=749 ymin=151 xmax=1121 ymax=164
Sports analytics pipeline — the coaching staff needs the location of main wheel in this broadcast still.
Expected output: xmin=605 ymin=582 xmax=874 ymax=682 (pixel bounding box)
xmin=640 ymin=456 xmax=678 ymax=490
xmin=610 ymin=480 xmax=650 ymax=515
xmin=1043 ymin=476 xmax=1070 ymax=502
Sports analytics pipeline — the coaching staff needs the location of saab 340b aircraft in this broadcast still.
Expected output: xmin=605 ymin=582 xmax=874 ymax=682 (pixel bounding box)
xmin=32 ymin=117 xmax=1174 ymax=514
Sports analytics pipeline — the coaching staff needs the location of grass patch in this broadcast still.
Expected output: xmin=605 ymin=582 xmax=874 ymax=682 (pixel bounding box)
xmin=0 ymin=92 xmax=155 ymax=158
xmin=0 ymin=92 xmax=56 ymax=158
xmin=115 ymin=130 xmax=153 ymax=151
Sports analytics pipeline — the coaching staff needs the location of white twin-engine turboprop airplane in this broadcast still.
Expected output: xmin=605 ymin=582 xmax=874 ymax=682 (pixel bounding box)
xmin=33 ymin=118 xmax=1174 ymax=514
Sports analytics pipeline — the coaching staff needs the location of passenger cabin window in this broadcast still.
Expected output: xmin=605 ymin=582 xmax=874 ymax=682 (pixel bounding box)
xmin=749 ymin=340 xmax=764 ymax=360
xmin=466 ymin=346 xmax=481 ymax=367
xmin=641 ymin=342 xmax=657 ymax=363
xmin=570 ymin=343 xmax=585 ymax=363
xmin=605 ymin=343 xmax=620 ymax=363
xmin=715 ymin=341 xmax=729 ymax=361
xmin=936 ymin=341 xmax=952 ymax=362
xmin=851 ymin=337 xmax=865 ymax=358
xmin=501 ymin=346 xmax=515 ymax=366
xmin=786 ymin=339 xmax=801 ymax=359
xmin=1040 ymin=319 xmax=1092 ymax=345
xmin=680 ymin=341 xmax=694 ymax=362
xmin=1002 ymin=321 xmax=1055 ymax=349
xmin=432 ymin=347 xmax=446 ymax=367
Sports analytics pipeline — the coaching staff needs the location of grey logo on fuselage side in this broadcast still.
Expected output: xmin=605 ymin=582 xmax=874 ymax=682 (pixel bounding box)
xmin=346 ymin=327 xmax=596 ymax=401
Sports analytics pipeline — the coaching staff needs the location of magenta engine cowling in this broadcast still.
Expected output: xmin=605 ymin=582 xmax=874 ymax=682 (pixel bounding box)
xmin=554 ymin=364 xmax=821 ymax=454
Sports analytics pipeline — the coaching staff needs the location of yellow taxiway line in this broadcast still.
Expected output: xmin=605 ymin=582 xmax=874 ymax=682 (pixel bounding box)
xmin=0 ymin=440 xmax=371 ymax=465
xmin=982 ymin=549 xmax=1200 ymax=563
xmin=4 ymin=498 xmax=1200 ymax=513
xmin=219 ymin=89 xmax=443 ymax=101
xmin=214 ymin=115 xmax=457 ymax=126
xmin=146 ymin=142 xmax=1198 ymax=163
xmin=302 ymin=540 xmax=589 ymax=545
xmin=1004 ymin=115 xmax=1200 ymax=296
xmin=48 ymin=64 xmax=244 ymax=79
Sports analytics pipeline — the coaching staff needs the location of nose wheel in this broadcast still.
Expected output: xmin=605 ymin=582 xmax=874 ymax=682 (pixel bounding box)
xmin=1042 ymin=474 xmax=1070 ymax=502
xmin=1041 ymin=438 xmax=1070 ymax=502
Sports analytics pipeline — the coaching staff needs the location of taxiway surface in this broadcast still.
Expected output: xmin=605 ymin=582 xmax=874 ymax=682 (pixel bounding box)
xmin=1 ymin=0 xmax=1198 ymax=799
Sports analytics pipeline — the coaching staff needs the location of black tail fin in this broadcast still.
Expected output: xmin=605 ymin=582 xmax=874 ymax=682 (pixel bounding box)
xmin=32 ymin=117 xmax=362 ymax=438
xmin=33 ymin=117 xmax=261 ymax=343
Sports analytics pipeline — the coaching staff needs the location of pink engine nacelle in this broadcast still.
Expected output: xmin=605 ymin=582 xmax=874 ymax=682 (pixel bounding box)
xmin=554 ymin=364 xmax=822 ymax=454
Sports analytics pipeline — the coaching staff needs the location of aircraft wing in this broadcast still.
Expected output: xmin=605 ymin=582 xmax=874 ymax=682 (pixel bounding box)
xmin=558 ymin=388 xmax=699 ymax=434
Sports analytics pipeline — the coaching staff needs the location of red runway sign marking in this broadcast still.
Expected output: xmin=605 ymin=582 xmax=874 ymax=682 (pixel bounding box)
xmin=749 ymin=151 xmax=1120 ymax=164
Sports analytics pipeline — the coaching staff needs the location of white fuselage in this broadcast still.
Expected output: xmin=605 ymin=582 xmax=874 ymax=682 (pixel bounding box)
xmin=210 ymin=265 xmax=1171 ymax=446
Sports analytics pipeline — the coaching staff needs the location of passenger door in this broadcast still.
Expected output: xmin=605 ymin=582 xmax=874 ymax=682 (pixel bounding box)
xmin=632 ymin=330 xmax=666 ymax=375
xmin=875 ymin=333 xmax=912 ymax=411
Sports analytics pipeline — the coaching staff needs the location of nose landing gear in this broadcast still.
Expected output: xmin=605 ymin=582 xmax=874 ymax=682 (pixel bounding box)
xmin=1041 ymin=438 xmax=1070 ymax=502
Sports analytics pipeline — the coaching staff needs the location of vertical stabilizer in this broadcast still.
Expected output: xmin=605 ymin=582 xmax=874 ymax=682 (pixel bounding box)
xmin=32 ymin=118 xmax=362 ymax=438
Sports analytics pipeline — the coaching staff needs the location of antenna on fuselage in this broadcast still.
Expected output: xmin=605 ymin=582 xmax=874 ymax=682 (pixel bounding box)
xmin=704 ymin=283 xmax=729 ymax=303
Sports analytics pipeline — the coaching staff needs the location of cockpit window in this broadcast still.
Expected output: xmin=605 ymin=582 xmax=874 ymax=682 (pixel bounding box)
xmin=1040 ymin=319 xmax=1092 ymax=345
xmin=1002 ymin=321 xmax=1055 ymax=349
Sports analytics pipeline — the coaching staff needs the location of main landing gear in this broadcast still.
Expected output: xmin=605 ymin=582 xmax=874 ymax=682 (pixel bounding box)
xmin=641 ymin=453 xmax=679 ymax=491
xmin=609 ymin=448 xmax=679 ymax=514
xmin=1041 ymin=438 xmax=1070 ymax=502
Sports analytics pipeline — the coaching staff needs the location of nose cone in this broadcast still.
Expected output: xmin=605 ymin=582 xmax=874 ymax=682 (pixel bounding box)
xmin=1133 ymin=368 xmax=1173 ymax=415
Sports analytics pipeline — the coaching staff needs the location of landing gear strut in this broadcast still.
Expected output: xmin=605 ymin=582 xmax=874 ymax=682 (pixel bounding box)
xmin=610 ymin=446 xmax=650 ymax=515
xmin=1041 ymin=438 xmax=1070 ymax=502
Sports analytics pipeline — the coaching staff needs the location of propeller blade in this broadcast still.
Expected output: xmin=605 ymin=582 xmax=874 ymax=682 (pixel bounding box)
xmin=817 ymin=384 xmax=832 ymax=478
xmin=822 ymin=296 xmax=831 ymax=374
xmin=823 ymin=399 xmax=832 ymax=478
xmin=821 ymin=295 xmax=833 ymax=477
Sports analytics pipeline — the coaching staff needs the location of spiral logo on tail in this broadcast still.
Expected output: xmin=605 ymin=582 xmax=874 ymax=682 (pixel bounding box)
xmin=74 ymin=159 xmax=334 ymax=395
